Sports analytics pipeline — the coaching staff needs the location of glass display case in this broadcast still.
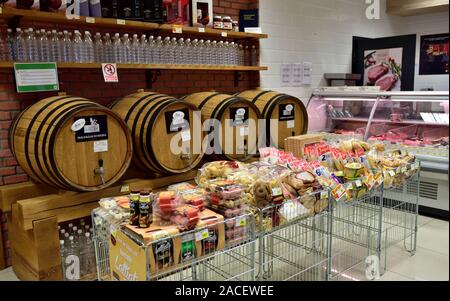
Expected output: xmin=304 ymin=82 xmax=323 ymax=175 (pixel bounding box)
xmin=307 ymin=89 xmax=449 ymax=215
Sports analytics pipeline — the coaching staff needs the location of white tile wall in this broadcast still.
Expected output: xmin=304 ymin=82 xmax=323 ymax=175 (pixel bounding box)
xmin=259 ymin=0 xmax=449 ymax=102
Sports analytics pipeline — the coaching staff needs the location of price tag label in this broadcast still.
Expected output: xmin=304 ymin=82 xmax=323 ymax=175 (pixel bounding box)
xmin=172 ymin=25 xmax=183 ymax=34
xmin=117 ymin=19 xmax=126 ymax=25
xmin=120 ymin=185 xmax=130 ymax=193
xmin=320 ymin=191 xmax=328 ymax=199
xmin=332 ymin=184 xmax=346 ymax=201
xmin=320 ymin=153 xmax=331 ymax=162
xmin=287 ymin=120 xmax=295 ymax=129
xmin=86 ymin=17 xmax=96 ymax=24
xmin=153 ymin=230 xmax=169 ymax=241
xmin=355 ymin=180 xmax=362 ymax=187
xmin=181 ymin=130 xmax=191 ymax=142
xmin=334 ymin=171 xmax=344 ymax=177
xmin=388 ymin=170 xmax=396 ymax=177
xmin=236 ymin=216 xmax=247 ymax=227
xmin=401 ymin=166 xmax=407 ymax=173
xmin=94 ymin=140 xmax=108 ymax=153
xmin=195 ymin=229 xmax=209 ymax=241
xmin=110 ymin=225 xmax=118 ymax=238
xmin=221 ymin=32 xmax=228 ymax=37
xmin=272 ymin=187 xmax=283 ymax=196
xmin=198 ymin=27 xmax=206 ymax=33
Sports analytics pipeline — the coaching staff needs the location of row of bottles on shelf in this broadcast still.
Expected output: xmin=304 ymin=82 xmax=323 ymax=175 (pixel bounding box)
xmin=59 ymin=218 xmax=96 ymax=281
xmin=0 ymin=28 xmax=260 ymax=66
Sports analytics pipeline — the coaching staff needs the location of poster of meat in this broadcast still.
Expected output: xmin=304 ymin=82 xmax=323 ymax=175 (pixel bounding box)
xmin=419 ymin=33 xmax=449 ymax=75
xmin=363 ymin=48 xmax=403 ymax=91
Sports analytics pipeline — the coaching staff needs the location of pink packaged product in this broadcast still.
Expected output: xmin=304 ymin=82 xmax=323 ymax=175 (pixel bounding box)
xmin=153 ymin=191 xmax=182 ymax=222
xmin=215 ymin=184 xmax=243 ymax=200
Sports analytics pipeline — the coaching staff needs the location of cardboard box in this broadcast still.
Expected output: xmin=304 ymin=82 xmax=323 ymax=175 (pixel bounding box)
xmin=116 ymin=208 xmax=225 ymax=278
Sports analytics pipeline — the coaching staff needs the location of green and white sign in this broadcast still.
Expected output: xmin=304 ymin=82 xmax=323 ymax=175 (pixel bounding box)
xmin=14 ymin=63 xmax=60 ymax=93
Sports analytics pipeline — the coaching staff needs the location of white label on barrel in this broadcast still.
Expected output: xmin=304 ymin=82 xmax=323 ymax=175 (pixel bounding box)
xmin=181 ymin=130 xmax=191 ymax=142
xmin=71 ymin=119 xmax=86 ymax=132
xmin=240 ymin=126 xmax=249 ymax=136
xmin=94 ymin=140 xmax=108 ymax=153
xmin=284 ymin=104 xmax=294 ymax=116
xmin=287 ymin=120 xmax=295 ymax=129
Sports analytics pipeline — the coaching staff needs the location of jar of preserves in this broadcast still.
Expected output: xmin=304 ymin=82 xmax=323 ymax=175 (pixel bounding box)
xmin=232 ymin=20 xmax=239 ymax=32
xmin=213 ymin=15 xmax=223 ymax=29
xmin=222 ymin=16 xmax=233 ymax=30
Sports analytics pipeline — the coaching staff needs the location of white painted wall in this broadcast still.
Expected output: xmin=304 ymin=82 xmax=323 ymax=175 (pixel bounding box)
xmin=259 ymin=0 xmax=449 ymax=102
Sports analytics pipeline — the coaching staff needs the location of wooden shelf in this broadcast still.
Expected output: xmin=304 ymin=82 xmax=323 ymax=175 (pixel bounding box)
xmin=0 ymin=6 xmax=268 ymax=39
xmin=0 ymin=61 xmax=268 ymax=71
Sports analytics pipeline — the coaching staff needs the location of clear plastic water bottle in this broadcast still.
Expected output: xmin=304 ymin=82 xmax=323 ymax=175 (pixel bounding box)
xmin=146 ymin=36 xmax=155 ymax=64
xmin=73 ymin=30 xmax=84 ymax=63
xmin=191 ymin=39 xmax=199 ymax=65
xmin=62 ymin=31 xmax=73 ymax=62
xmin=6 ymin=28 xmax=15 ymax=61
xmin=66 ymin=236 xmax=80 ymax=281
xmin=39 ymin=29 xmax=49 ymax=62
xmin=72 ymin=226 xmax=78 ymax=237
xmin=15 ymin=28 xmax=25 ymax=61
xmin=138 ymin=34 xmax=147 ymax=64
xmin=154 ymin=36 xmax=163 ymax=64
xmin=60 ymin=229 xmax=66 ymax=240
xmin=48 ymin=30 xmax=59 ymax=62
xmin=205 ymin=40 xmax=212 ymax=65
xmin=103 ymin=33 xmax=112 ymax=63
xmin=25 ymin=28 xmax=38 ymax=62
xmin=81 ymin=232 xmax=96 ymax=279
xmin=93 ymin=33 xmax=103 ymax=62
xmin=112 ymin=33 xmax=122 ymax=63
xmin=60 ymin=240 xmax=67 ymax=281
xmin=130 ymin=34 xmax=140 ymax=64
xmin=84 ymin=31 xmax=95 ymax=63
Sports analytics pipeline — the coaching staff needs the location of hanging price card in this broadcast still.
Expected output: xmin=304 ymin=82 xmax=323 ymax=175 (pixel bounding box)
xmin=195 ymin=229 xmax=209 ymax=241
xmin=86 ymin=17 xmax=95 ymax=24
xmin=235 ymin=216 xmax=247 ymax=227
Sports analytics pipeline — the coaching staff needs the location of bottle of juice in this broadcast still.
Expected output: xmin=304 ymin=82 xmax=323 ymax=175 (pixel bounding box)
xmin=129 ymin=190 xmax=140 ymax=226
xmin=139 ymin=190 xmax=153 ymax=228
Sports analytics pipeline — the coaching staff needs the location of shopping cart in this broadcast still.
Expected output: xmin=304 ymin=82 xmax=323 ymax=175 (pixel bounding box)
xmin=254 ymin=190 xmax=332 ymax=281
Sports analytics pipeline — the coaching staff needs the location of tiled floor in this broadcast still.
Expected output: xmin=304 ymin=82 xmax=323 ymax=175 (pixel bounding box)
xmin=0 ymin=215 xmax=448 ymax=281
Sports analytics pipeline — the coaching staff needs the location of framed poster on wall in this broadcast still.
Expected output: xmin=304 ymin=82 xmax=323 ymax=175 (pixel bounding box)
xmin=353 ymin=34 xmax=416 ymax=91
xmin=419 ymin=33 xmax=449 ymax=75
xmin=363 ymin=48 xmax=403 ymax=91
xmin=190 ymin=0 xmax=213 ymax=27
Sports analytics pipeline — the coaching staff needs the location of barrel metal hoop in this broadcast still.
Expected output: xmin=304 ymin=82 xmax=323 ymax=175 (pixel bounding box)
xmin=21 ymin=96 xmax=73 ymax=185
xmin=264 ymin=94 xmax=292 ymax=147
xmin=123 ymin=92 xmax=159 ymax=123
xmin=250 ymin=90 xmax=273 ymax=103
xmin=197 ymin=92 xmax=222 ymax=110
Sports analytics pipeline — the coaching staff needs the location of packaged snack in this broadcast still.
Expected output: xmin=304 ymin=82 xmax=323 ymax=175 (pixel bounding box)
xmin=170 ymin=205 xmax=200 ymax=230
xmin=153 ymin=191 xmax=182 ymax=223
xmin=196 ymin=161 xmax=247 ymax=187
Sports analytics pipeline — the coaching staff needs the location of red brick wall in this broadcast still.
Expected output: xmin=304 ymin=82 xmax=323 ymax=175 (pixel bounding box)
xmin=0 ymin=0 xmax=260 ymax=269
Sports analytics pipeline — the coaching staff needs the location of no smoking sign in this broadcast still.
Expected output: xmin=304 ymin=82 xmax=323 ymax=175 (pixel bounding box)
xmin=102 ymin=63 xmax=119 ymax=83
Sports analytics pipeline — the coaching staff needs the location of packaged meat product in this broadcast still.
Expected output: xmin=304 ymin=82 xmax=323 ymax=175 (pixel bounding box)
xmin=368 ymin=64 xmax=389 ymax=83
xmin=170 ymin=205 xmax=200 ymax=230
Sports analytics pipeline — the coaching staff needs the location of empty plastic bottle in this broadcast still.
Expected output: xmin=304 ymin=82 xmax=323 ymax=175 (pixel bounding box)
xmin=146 ymin=35 xmax=154 ymax=64
xmin=154 ymin=36 xmax=163 ymax=64
xmin=66 ymin=236 xmax=80 ymax=281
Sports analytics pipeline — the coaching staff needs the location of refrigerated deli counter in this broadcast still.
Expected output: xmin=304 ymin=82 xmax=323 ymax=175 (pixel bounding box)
xmin=307 ymin=89 xmax=449 ymax=218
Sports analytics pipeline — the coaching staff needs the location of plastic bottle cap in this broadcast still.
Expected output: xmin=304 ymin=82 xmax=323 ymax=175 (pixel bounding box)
xmin=69 ymin=236 xmax=74 ymax=241
xmin=85 ymin=232 xmax=90 ymax=237
xmin=77 ymin=230 xmax=82 ymax=234
xmin=64 ymin=233 xmax=69 ymax=238
xmin=60 ymin=240 xmax=64 ymax=245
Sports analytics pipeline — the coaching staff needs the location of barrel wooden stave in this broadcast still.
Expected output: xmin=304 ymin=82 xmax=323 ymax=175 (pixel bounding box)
xmin=237 ymin=90 xmax=308 ymax=149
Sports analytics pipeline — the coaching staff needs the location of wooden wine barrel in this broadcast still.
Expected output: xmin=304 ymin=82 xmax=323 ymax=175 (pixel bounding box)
xmin=182 ymin=92 xmax=260 ymax=161
xmin=9 ymin=95 xmax=133 ymax=192
xmin=110 ymin=91 xmax=204 ymax=174
xmin=236 ymin=90 xmax=308 ymax=149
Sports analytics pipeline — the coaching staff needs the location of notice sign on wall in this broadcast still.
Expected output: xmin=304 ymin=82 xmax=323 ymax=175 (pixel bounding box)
xmin=14 ymin=63 xmax=59 ymax=93
xmin=102 ymin=63 xmax=119 ymax=82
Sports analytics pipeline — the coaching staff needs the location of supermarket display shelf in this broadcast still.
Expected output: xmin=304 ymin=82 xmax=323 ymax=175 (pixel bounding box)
xmin=0 ymin=6 xmax=268 ymax=40
xmin=0 ymin=61 xmax=268 ymax=71
xmin=331 ymin=117 xmax=449 ymax=126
